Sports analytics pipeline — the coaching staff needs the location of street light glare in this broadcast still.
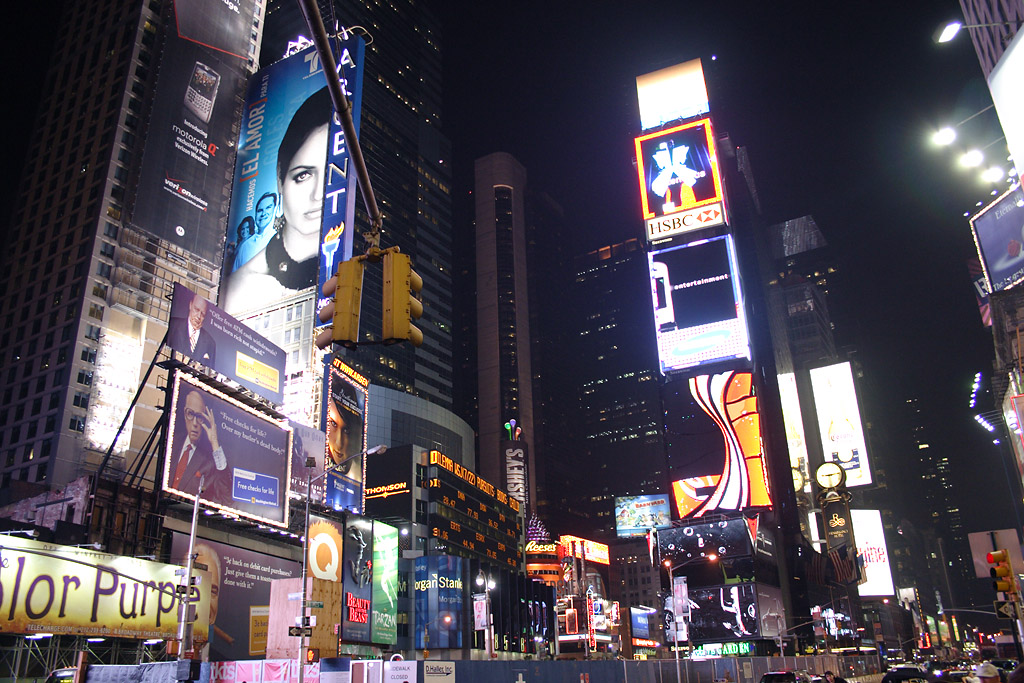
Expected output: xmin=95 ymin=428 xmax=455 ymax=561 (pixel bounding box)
xmin=707 ymin=553 xmax=718 ymax=561
xmin=932 ymin=127 xmax=956 ymax=146
xmin=982 ymin=166 xmax=1005 ymax=183
xmin=937 ymin=21 xmax=962 ymax=43
xmin=960 ymin=149 xmax=984 ymax=168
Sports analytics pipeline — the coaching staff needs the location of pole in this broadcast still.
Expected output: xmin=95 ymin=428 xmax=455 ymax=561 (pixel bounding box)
xmin=178 ymin=475 xmax=204 ymax=658
xmin=298 ymin=469 xmax=312 ymax=683
xmin=671 ymin=563 xmax=681 ymax=683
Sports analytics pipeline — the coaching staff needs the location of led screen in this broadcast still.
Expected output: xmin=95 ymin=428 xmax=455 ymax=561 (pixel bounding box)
xmin=164 ymin=373 xmax=291 ymax=526
xmin=635 ymin=118 xmax=726 ymax=240
xmin=636 ymin=59 xmax=710 ymax=132
xmin=630 ymin=607 xmax=657 ymax=639
xmin=688 ymin=583 xmax=760 ymax=642
xmin=324 ymin=357 xmax=369 ymax=513
xmin=850 ymin=509 xmax=894 ymax=597
xmin=668 ymin=371 xmax=772 ymax=518
xmin=559 ymin=535 xmax=610 ymax=565
xmin=809 ymin=362 xmax=872 ymax=487
xmin=777 ymin=373 xmax=811 ymax=494
xmin=648 ymin=236 xmax=749 ymax=373
xmin=658 ymin=518 xmax=752 ymax=564
xmin=614 ymin=494 xmax=672 ymax=537
xmin=970 ymin=183 xmax=1024 ymax=293
xmin=989 ymin=31 xmax=1024 ymax=201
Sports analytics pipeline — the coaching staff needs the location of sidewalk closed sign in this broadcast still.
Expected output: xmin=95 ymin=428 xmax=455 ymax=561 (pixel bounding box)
xmin=384 ymin=661 xmax=417 ymax=682
xmin=424 ymin=661 xmax=454 ymax=683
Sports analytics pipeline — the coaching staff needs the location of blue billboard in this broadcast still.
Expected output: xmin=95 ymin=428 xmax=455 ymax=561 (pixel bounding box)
xmin=414 ymin=555 xmax=464 ymax=649
xmin=614 ymin=494 xmax=672 ymax=537
xmin=220 ymin=39 xmax=363 ymax=319
xmin=971 ymin=183 xmax=1024 ymax=293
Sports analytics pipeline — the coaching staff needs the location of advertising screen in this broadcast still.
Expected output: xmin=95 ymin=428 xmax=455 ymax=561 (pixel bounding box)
xmin=669 ymin=371 xmax=772 ymax=518
xmin=131 ymin=0 xmax=258 ymax=264
xmin=658 ymin=518 xmax=753 ymax=564
xmin=164 ymin=373 xmax=291 ymax=526
xmin=636 ymin=59 xmax=710 ymax=132
xmin=220 ymin=39 xmax=363 ymax=320
xmin=989 ymin=31 xmax=1024 ymax=198
xmin=324 ymin=357 xmax=369 ymax=513
xmin=635 ymin=118 xmax=727 ymax=240
xmin=288 ymin=419 xmax=326 ymax=501
xmin=170 ymin=533 xmax=297 ymax=660
xmin=809 ymin=362 xmax=872 ymax=487
xmin=363 ymin=444 xmax=414 ymax=520
xmin=371 ymin=522 xmax=399 ymax=645
xmin=559 ymin=535 xmax=610 ymax=566
xmin=777 ymin=372 xmax=811 ymax=494
xmin=648 ymin=236 xmax=749 ymax=373
xmin=0 ymin=536 xmax=210 ymax=640
xmin=614 ymin=494 xmax=672 ymax=537
xmin=502 ymin=441 xmax=529 ymax=507
xmin=687 ymin=583 xmax=760 ymax=642
xmin=169 ymin=283 xmax=286 ymax=404
xmin=970 ymin=183 xmax=1024 ymax=293
xmin=414 ymin=555 xmax=463 ymax=649
xmin=850 ymin=509 xmax=894 ymax=597
xmin=342 ymin=516 xmax=374 ymax=642
xmin=630 ymin=607 xmax=657 ymax=639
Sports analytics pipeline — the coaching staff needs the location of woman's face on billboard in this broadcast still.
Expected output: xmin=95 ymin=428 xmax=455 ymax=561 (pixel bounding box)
xmin=281 ymin=123 xmax=329 ymax=239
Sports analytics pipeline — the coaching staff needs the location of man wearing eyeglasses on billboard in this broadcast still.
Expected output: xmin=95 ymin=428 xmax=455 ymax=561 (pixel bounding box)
xmin=168 ymin=387 xmax=230 ymax=500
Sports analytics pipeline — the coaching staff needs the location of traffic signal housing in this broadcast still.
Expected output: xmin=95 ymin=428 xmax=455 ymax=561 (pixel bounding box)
xmin=988 ymin=549 xmax=1017 ymax=597
xmin=315 ymin=258 xmax=364 ymax=350
xmin=382 ymin=250 xmax=423 ymax=346
xmin=305 ymin=648 xmax=320 ymax=663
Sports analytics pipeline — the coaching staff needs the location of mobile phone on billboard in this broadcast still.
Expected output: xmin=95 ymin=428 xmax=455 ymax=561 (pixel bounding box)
xmin=184 ymin=61 xmax=220 ymax=124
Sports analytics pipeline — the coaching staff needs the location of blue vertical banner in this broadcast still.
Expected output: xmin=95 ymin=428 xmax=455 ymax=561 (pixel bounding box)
xmin=414 ymin=555 xmax=464 ymax=649
xmin=316 ymin=39 xmax=365 ymax=329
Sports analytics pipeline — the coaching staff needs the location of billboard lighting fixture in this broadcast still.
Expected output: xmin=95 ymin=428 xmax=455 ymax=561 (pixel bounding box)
xmin=87 ymin=637 xmax=105 ymax=643
xmin=26 ymin=633 xmax=53 ymax=640
xmin=982 ymin=167 xmax=1005 ymax=183
xmin=974 ymin=414 xmax=996 ymax=432
xmin=933 ymin=127 xmax=956 ymax=146
xmin=961 ymin=150 xmax=984 ymax=168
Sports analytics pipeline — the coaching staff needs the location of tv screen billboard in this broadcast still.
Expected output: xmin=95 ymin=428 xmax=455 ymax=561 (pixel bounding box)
xmin=164 ymin=373 xmax=291 ymax=526
xmin=630 ymin=606 xmax=657 ymax=639
xmin=324 ymin=357 xmax=369 ymax=513
xmin=648 ymin=236 xmax=750 ymax=373
xmin=687 ymin=583 xmax=760 ymax=642
xmin=658 ymin=518 xmax=752 ymax=564
xmin=777 ymin=372 xmax=811 ymax=494
xmin=809 ymin=362 xmax=872 ymax=487
xmin=169 ymin=283 xmax=286 ymax=403
xmin=288 ymin=419 xmax=326 ymax=501
xmin=635 ymin=117 xmax=727 ymax=241
xmin=970 ymin=183 xmax=1024 ymax=293
xmin=636 ymin=59 xmax=710 ymax=132
xmin=851 ymin=509 xmax=894 ymax=597
xmin=220 ymin=39 xmax=363 ymax=320
xmin=614 ymin=494 xmax=672 ymax=537
xmin=130 ymin=0 xmax=258 ymax=264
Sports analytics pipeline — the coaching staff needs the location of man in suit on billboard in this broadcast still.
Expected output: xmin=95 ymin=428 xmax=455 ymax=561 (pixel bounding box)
xmin=170 ymin=291 xmax=217 ymax=366
xmin=168 ymin=387 xmax=230 ymax=501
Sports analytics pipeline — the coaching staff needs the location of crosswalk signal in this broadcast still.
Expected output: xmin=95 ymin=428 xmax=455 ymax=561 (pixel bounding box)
xmin=988 ymin=549 xmax=1017 ymax=597
xmin=305 ymin=648 xmax=320 ymax=663
xmin=382 ymin=250 xmax=423 ymax=346
xmin=315 ymin=258 xmax=364 ymax=350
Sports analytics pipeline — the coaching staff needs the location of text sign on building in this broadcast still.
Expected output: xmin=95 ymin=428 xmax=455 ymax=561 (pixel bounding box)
xmin=970 ymin=183 xmax=1024 ymax=293
xmin=851 ymin=509 xmax=895 ymax=597
xmin=502 ymin=440 xmax=529 ymax=507
xmin=635 ymin=118 xmax=727 ymax=241
xmin=809 ymin=362 xmax=872 ymax=487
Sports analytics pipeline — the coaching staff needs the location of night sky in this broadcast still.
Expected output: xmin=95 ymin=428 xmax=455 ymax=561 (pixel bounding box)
xmin=1 ymin=2 xmax=1016 ymax=542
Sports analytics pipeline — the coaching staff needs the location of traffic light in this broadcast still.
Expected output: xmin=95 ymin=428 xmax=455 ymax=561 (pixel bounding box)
xmin=382 ymin=250 xmax=423 ymax=346
xmin=305 ymin=647 xmax=320 ymax=663
xmin=315 ymin=258 xmax=364 ymax=349
xmin=988 ymin=549 xmax=1017 ymax=596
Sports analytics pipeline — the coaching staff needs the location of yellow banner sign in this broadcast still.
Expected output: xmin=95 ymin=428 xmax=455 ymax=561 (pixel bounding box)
xmin=0 ymin=537 xmax=209 ymax=639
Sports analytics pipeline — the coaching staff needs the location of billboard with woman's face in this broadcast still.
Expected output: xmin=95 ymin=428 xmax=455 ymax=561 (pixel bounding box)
xmin=220 ymin=39 xmax=363 ymax=319
xmin=324 ymin=357 xmax=369 ymax=512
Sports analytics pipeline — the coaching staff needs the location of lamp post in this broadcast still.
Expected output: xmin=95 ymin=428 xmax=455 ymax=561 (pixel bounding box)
xmin=423 ymin=614 xmax=452 ymax=658
xmin=664 ymin=554 xmax=717 ymax=683
xmin=297 ymin=444 xmax=386 ymax=683
xmin=476 ymin=570 xmax=496 ymax=659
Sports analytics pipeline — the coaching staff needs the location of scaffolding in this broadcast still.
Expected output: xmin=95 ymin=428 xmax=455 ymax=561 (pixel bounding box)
xmin=0 ymin=634 xmax=172 ymax=682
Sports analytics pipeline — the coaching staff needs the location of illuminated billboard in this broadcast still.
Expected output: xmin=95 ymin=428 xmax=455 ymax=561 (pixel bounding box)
xmin=658 ymin=518 xmax=753 ymax=564
xmin=324 ymin=357 xmax=369 ymax=513
xmin=777 ymin=373 xmax=811 ymax=494
xmin=220 ymin=39 xmax=363 ymax=319
xmin=970 ymin=183 xmax=1024 ymax=293
xmin=164 ymin=373 xmax=291 ymax=526
xmin=688 ymin=583 xmax=760 ymax=642
xmin=288 ymin=419 xmax=326 ymax=501
xmin=850 ymin=509 xmax=894 ymax=597
xmin=648 ymin=235 xmax=750 ymax=373
xmin=670 ymin=371 xmax=772 ymax=518
xmin=414 ymin=555 xmax=463 ymax=649
xmin=131 ymin=0 xmax=258 ymax=264
xmin=559 ymin=535 xmax=610 ymax=566
xmin=169 ymin=283 xmax=286 ymax=404
xmin=0 ymin=536 xmax=210 ymax=640
xmin=809 ymin=362 xmax=872 ymax=487
xmin=989 ymin=31 xmax=1024 ymax=198
xmin=635 ymin=118 xmax=726 ymax=240
xmin=636 ymin=59 xmax=710 ymax=132
xmin=614 ymin=494 xmax=672 ymax=537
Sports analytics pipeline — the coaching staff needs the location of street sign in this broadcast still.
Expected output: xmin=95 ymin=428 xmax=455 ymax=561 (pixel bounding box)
xmin=288 ymin=626 xmax=313 ymax=637
xmin=288 ymin=591 xmax=304 ymax=601
xmin=308 ymin=601 xmax=324 ymax=609
xmin=193 ymin=561 xmax=208 ymax=571
xmin=995 ymin=600 xmax=1016 ymax=620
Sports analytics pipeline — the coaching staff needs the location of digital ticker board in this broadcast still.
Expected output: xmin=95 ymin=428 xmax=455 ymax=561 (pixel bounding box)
xmin=426 ymin=450 xmax=522 ymax=568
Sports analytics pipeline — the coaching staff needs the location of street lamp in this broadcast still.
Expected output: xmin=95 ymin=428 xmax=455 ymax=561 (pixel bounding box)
xmin=663 ymin=554 xmax=717 ymax=683
xmin=476 ymin=570 xmax=496 ymax=659
xmin=423 ymin=614 xmax=452 ymax=658
xmin=297 ymin=444 xmax=386 ymax=683
xmin=936 ymin=21 xmax=1015 ymax=44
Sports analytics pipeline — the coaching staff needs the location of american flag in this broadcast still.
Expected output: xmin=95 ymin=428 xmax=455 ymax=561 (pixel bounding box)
xmin=829 ymin=545 xmax=856 ymax=584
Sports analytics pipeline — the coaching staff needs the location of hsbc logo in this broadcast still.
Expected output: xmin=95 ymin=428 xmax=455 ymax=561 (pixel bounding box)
xmin=646 ymin=202 xmax=725 ymax=241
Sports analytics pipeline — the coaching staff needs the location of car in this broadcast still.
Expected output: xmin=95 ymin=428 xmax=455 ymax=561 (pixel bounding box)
xmin=760 ymin=672 xmax=814 ymax=683
xmin=882 ymin=666 xmax=933 ymax=683
xmin=992 ymin=661 xmax=1018 ymax=674
xmin=44 ymin=668 xmax=77 ymax=683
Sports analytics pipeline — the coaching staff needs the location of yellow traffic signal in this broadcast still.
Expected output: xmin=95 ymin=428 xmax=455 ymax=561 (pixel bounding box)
xmin=315 ymin=258 xmax=364 ymax=350
xmin=382 ymin=250 xmax=423 ymax=346
xmin=987 ymin=550 xmax=1017 ymax=597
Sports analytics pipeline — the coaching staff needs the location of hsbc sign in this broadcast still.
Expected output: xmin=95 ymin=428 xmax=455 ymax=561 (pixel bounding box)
xmin=646 ymin=201 xmax=725 ymax=241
